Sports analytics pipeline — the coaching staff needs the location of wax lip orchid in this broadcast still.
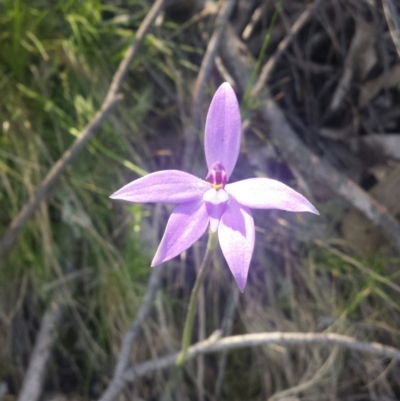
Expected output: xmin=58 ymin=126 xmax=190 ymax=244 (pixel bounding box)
xmin=110 ymin=82 xmax=318 ymax=292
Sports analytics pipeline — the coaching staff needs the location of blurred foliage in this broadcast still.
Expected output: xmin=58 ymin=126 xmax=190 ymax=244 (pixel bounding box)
xmin=0 ymin=0 xmax=155 ymax=393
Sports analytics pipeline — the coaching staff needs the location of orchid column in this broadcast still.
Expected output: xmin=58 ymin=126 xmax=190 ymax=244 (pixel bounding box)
xmin=110 ymin=82 xmax=319 ymax=363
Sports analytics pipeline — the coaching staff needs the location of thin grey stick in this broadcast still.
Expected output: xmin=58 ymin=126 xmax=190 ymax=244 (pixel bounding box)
xmin=0 ymin=0 xmax=167 ymax=260
xmin=182 ymin=0 xmax=237 ymax=171
xmin=123 ymin=331 xmax=400 ymax=384
xmin=98 ymin=266 xmax=164 ymax=401
xmin=17 ymin=303 xmax=63 ymax=401
xmin=383 ymin=0 xmax=400 ymax=59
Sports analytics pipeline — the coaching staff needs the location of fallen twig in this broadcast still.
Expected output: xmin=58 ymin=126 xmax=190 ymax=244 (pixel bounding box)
xmin=220 ymin=25 xmax=400 ymax=252
xmin=17 ymin=303 xmax=63 ymax=401
xmin=97 ymin=265 xmax=164 ymax=401
xmin=0 ymin=0 xmax=167 ymax=260
xmin=123 ymin=331 xmax=400 ymax=384
xmin=329 ymin=18 xmax=376 ymax=111
xmin=383 ymin=0 xmax=400 ymax=59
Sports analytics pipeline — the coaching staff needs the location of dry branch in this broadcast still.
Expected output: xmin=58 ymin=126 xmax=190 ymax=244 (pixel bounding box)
xmin=123 ymin=332 xmax=400 ymax=384
xmin=0 ymin=0 xmax=167 ymax=260
xmin=97 ymin=265 xmax=164 ymax=401
xmin=220 ymin=25 xmax=400 ymax=252
xmin=383 ymin=0 xmax=400 ymax=59
xmin=329 ymin=18 xmax=376 ymax=111
xmin=17 ymin=303 xmax=63 ymax=401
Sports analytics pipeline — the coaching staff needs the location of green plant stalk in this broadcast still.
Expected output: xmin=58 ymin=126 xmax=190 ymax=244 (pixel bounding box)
xmin=176 ymin=231 xmax=218 ymax=366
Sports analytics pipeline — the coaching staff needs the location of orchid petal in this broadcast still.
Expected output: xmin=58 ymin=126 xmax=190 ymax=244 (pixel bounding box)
xmin=218 ymin=197 xmax=254 ymax=292
xmin=204 ymin=82 xmax=241 ymax=178
xmin=110 ymin=170 xmax=209 ymax=204
xmin=151 ymin=199 xmax=209 ymax=266
xmin=203 ymin=188 xmax=229 ymax=232
xmin=226 ymin=178 xmax=319 ymax=214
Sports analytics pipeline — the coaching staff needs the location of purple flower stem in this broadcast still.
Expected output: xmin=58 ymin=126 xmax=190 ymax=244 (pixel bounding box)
xmin=176 ymin=231 xmax=218 ymax=366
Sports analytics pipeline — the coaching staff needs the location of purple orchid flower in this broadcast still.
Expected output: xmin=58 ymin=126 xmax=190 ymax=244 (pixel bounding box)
xmin=110 ymin=82 xmax=318 ymax=292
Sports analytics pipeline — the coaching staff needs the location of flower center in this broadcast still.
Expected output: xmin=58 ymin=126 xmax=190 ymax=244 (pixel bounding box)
xmin=206 ymin=161 xmax=227 ymax=190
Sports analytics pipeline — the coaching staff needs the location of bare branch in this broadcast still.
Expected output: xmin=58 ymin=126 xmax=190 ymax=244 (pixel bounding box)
xmin=0 ymin=0 xmax=167 ymax=260
xmin=123 ymin=331 xmax=400 ymax=383
xmin=97 ymin=266 xmax=164 ymax=401
xmin=221 ymin=26 xmax=400 ymax=252
xmin=263 ymin=100 xmax=400 ymax=250
xmin=17 ymin=303 xmax=63 ymax=401
xmin=383 ymin=0 xmax=400 ymax=59
xmin=329 ymin=18 xmax=376 ymax=111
